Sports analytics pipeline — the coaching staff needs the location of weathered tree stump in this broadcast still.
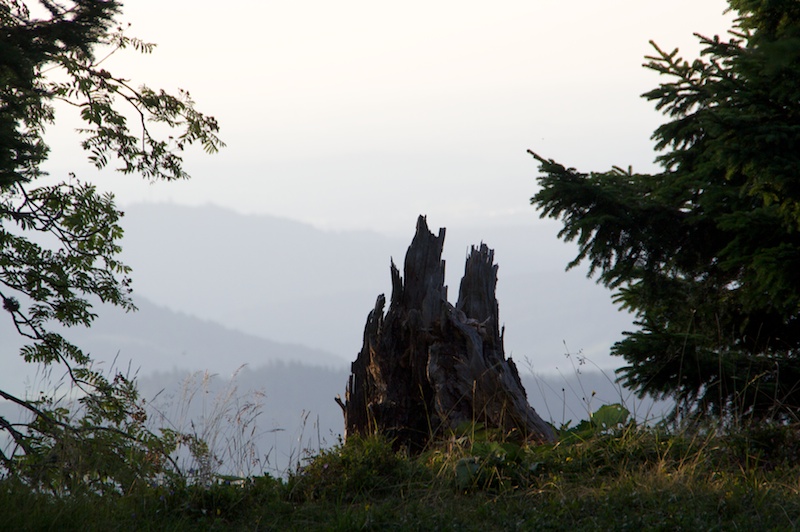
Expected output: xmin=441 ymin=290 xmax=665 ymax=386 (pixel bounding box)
xmin=339 ymin=216 xmax=555 ymax=451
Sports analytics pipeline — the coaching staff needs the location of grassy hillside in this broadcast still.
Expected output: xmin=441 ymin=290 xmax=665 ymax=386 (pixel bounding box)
xmin=4 ymin=412 xmax=800 ymax=530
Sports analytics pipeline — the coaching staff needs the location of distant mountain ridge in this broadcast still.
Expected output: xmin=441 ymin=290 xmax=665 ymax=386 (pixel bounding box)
xmin=0 ymin=292 xmax=348 ymax=397
xmin=1 ymin=203 xmax=636 ymax=397
xmin=117 ymin=203 xmax=405 ymax=365
xmin=0 ymin=203 xmax=655 ymax=475
xmin=70 ymin=296 xmax=350 ymax=376
xmin=117 ymin=203 xmax=634 ymax=373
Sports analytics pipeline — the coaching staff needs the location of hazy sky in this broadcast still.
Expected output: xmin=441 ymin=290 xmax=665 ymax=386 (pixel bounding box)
xmin=2 ymin=1 xmax=743 ymax=404
xmin=41 ymin=0 xmax=735 ymax=235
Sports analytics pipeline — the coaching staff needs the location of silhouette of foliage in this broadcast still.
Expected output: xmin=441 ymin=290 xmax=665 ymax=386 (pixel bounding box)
xmin=0 ymin=0 xmax=222 ymax=492
xmin=531 ymin=0 xmax=800 ymax=421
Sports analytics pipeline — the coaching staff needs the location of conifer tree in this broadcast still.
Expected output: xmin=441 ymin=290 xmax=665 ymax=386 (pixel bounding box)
xmin=531 ymin=0 xmax=800 ymax=421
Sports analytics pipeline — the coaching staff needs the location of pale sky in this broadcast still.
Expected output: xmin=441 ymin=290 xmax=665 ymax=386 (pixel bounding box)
xmin=41 ymin=0 xmax=736 ymax=235
xmin=0 ymin=0 xmax=743 ymax=400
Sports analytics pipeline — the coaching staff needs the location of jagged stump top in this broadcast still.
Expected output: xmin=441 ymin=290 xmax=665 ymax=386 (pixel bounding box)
xmin=340 ymin=215 xmax=555 ymax=451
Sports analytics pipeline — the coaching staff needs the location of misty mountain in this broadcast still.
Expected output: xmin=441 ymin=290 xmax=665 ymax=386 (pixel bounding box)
xmin=117 ymin=203 xmax=634 ymax=373
xmin=68 ymin=296 xmax=349 ymax=375
xmin=117 ymin=203 xmax=402 ymax=366
xmin=1 ymin=203 xmax=638 ymax=427
xmin=0 ymin=293 xmax=348 ymax=398
xmin=0 ymin=215 xmax=662 ymax=475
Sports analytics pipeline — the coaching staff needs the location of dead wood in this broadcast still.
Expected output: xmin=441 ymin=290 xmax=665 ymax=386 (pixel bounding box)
xmin=340 ymin=215 xmax=555 ymax=451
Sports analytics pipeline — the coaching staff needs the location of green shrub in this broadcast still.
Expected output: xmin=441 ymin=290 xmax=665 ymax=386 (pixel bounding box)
xmin=286 ymin=434 xmax=424 ymax=502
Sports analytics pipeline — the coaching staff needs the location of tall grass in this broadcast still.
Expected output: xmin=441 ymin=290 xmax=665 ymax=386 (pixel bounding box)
xmin=4 ymin=350 xmax=800 ymax=529
xmin=523 ymin=346 xmax=669 ymax=430
xmin=143 ymin=367 xmax=274 ymax=482
xmin=4 ymin=382 xmax=800 ymax=529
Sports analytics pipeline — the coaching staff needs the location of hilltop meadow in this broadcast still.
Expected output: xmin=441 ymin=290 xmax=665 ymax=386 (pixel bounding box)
xmin=4 ymin=395 xmax=800 ymax=530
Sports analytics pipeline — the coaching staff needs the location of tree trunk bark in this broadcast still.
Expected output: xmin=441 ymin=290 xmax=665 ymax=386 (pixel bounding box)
xmin=339 ymin=216 xmax=555 ymax=451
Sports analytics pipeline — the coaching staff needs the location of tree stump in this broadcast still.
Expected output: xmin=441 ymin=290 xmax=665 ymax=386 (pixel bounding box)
xmin=339 ymin=216 xmax=555 ymax=451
